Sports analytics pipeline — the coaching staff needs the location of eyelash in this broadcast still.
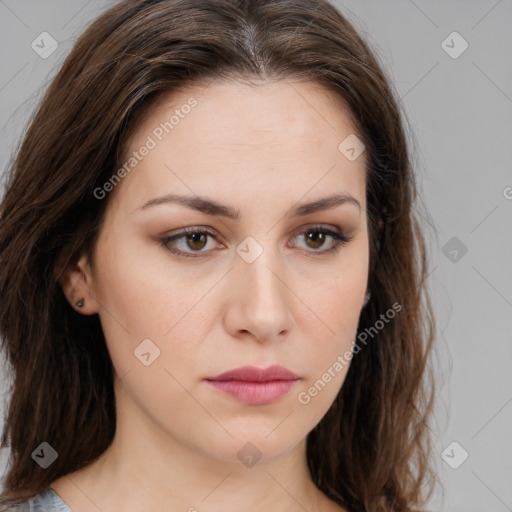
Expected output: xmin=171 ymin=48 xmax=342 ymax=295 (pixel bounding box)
xmin=159 ymin=225 xmax=352 ymax=259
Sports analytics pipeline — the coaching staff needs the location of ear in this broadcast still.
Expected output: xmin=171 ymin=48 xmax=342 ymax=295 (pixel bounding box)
xmin=58 ymin=252 xmax=99 ymax=316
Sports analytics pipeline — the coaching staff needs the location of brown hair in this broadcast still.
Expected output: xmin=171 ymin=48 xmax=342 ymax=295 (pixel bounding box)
xmin=0 ymin=0 xmax=437 ymax=510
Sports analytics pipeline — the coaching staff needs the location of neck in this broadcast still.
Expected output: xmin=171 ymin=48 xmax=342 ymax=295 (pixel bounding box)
xmin=52 ymin=381 xmax=329 ymax=512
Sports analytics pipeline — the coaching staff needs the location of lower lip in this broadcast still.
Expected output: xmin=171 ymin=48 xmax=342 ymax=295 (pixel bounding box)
xmin=205 ymin=379 xmax=300 ymax=405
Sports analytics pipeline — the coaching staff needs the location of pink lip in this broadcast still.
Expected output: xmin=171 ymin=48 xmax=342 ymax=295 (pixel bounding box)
xmin=205 ymin=365 xmax=301 ymax=405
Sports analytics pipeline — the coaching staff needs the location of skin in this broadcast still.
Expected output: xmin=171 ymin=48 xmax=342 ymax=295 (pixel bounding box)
xmin=54 ymin=78 xmax=369 ymax=512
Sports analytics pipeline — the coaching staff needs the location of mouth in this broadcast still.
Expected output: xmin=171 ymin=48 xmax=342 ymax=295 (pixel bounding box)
xmin=204 ymin=365 xmax=301 ymax=405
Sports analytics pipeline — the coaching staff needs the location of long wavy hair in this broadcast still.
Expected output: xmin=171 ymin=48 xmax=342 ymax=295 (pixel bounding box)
xmin=0 ymin=0 xmax=437 ymax=510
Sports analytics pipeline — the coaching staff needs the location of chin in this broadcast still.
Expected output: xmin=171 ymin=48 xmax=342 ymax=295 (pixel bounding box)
xmin=198 ymin=423 xmax=306 ymax=466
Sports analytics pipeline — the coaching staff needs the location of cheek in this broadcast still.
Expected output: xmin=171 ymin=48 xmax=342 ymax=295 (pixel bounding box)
xmin=294 ymin=276 xmax=363 ymax=414
xmin=295 ymin=251 xmax=367 ymax=386
xmin=91 ymin=244 xmax=209 ymax=430
xmin=92 ymin=234 xmax=228 ymax=395
xmin=299 ymin=252 xmax=367 ymax=336
xmin=93 ymin=233 xmax=204 ymax=338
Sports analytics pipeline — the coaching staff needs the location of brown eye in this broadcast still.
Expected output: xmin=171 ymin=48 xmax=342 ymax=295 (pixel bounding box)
xmin=304 ymin=230 xmax=328 ymax=250
xmin=292 ymin=226 xmax=351 ymax=255
xmin=184 ymin=232 xmax=208 ymax=251
xmin=160 ymin=225 xmax=352 ymax=259
xmin=160 ymin=228 xmax=219 ymax=258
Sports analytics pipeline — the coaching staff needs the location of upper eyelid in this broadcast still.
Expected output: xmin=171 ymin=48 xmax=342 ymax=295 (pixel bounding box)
xmin=163 ymin=224 xmax=343 ymax=241
xmin=164 ymin=223 xmax=344 ymax=236
xmin=161 ymin=225 xmax=346 ymax=249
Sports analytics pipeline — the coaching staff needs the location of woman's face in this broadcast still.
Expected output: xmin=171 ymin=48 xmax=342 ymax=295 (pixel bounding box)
xmin=77 ymin=79 xmax=369 ymax=464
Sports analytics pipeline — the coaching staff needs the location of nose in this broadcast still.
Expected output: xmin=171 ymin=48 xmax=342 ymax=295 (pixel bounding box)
xmin=223 ymin=246 xmax=293 ymax=343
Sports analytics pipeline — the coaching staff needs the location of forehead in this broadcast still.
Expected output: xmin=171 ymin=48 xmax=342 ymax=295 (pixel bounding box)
xmin=113 ymin=79 xmax=366 ymax=212
xmin=132 ymin=78 xmax=359 ymax=145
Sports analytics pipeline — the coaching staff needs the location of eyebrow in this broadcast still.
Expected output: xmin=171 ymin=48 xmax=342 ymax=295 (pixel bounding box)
xmin=138 ymin=192 xmax=361 ymax=219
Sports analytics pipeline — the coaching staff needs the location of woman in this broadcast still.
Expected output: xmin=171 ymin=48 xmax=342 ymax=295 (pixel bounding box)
xmin=0 ymin=0 xmax=436 ymax=510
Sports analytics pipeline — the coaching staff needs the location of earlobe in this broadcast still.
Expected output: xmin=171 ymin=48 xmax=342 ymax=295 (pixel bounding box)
xmin=58 ymin=253 xmax=99 ymax=315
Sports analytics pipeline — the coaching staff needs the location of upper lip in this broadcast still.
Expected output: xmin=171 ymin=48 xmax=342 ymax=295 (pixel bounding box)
xmin=206 ymin=365 xmax=300 ymax=382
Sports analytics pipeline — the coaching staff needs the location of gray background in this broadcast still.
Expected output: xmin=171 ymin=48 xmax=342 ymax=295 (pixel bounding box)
xmin=0 ymin=1 xmax=511 ymax=510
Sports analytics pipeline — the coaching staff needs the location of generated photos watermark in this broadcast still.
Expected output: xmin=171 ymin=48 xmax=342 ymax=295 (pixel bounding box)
xmin=94 ymin=97 xmax=198 ymax=200
xmin=298 ymin=301 xmax=402 ymax=405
